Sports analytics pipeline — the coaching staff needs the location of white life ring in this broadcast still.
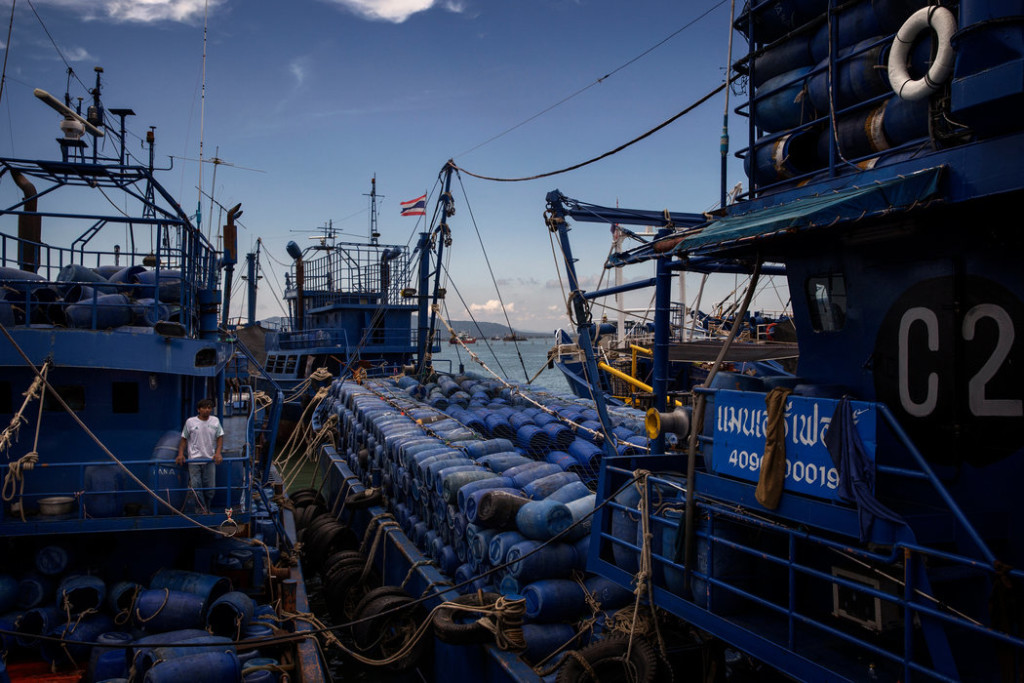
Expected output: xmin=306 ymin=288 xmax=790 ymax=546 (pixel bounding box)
xmin=887 ymin=6 xmax=957 ymax=101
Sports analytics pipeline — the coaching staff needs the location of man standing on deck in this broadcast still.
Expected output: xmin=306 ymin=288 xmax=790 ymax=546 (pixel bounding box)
xmin=176 ymin=398 xmax=224 ymax=513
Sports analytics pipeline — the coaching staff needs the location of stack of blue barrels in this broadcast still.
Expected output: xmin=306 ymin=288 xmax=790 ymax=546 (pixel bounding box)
xmin=740 ymin=0 xmax=936 ymax=186
xmin=0 ymin=536 xmax=286 ymax=681
xmin=320 ymin=373 xmax=651 ymax=663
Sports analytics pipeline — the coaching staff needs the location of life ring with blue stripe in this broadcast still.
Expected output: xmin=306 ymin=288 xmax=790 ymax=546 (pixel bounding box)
xmin=887 ymin=6 xmax=957 ymax=101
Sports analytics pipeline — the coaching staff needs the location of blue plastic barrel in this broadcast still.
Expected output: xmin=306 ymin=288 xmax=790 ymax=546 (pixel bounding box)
xmin=567 ymin=439 xmax=603 ymax=472
xmin=522 ymin=471 xmax=582 ymax=500
xmin=133 ymin=269 xmax=183 ymax=303
xmin=476 ymin=452 xmax=532 ymax=472
xmin=505 ymin=461 xmax=562 ymax=488
xmin=457 ymin=477 xmax=514 ymax=512
xmin=16 ymin=574 xmax=51 ymax=610
xmin=84 ymin=465 xmax=123 ymax=518
xmin=35 ymin=545 xmax=71 ymax=576
xmin=88 ymin=631 xmax=133 ymax=682
xmin=207 ymin=591 xmax=255 ymax=639
xmin=460 ymin=437 xmax=515 ymax=459
xmin=483 ymin=413 xmax=515 ymax=440
xmin=42 ymin=613 xmax=114 ymax=667
xmin=150 ymin=431 xmax=187 ymax=511
xmin=521 ymin=623 xmax=581 ymax=666
xmin=133 ymin=588 xmax=206 ymax=632
xmin=143 ymin=651 xmax=241 ymax=683
xmin=610 ymin=485 xmax=641 ymax=574
xmin=516 ymin=499 xmax=572 ymax=541
xmin=475 ymin=490 xmax=531 ymax=529
xmin=488 ymin=530 xmax=528 ymax=566
xmin=506 ymin=540 xmax=578 ymax=582
xmin=0 ymin=576 xmax=16 ymax=614
xmin=583 ymin=576 xmax=633 ymax=611
xmin=547 ymin=480 xmax=592 ymax=504
xmin=522 ymin=579 xmax=587 ymax=622
xmin=540 ymin=423 xmax=573 ymax=450
xmin=515 ymin=425 xmax=551 ymax=455
xmin=57 ymin=574 xmax=106 ymax=614
xmin=65 ymin=293 xmax=133 ymax=329
xmin=150 ymin=569 xmax=231 ymax=608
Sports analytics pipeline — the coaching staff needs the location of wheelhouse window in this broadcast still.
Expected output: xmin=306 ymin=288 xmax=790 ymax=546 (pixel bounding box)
xmin=807 ymin=274 xmax=847 ymax=332
xmin=43 ymin=385 xmax=86 ymax=412
xmin=112 ymin=382 xmax=139 ymax=414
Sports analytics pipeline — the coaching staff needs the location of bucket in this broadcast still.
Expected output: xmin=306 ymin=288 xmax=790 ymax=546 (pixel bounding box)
xmin=133 ymin=588 xmax=206 ymax=632
xmin=56 ymin=574 xmax=106 ymax=614
xmin=143 ymin=651 xmax=241 ymax=683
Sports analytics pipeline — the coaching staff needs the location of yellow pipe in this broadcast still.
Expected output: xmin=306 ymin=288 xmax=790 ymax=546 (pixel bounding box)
xmin=599 ymin=360 xmax=682 ymax=409
xmin=629 ymin=344 xmax=651 ymax=379
xmin=599 ymin=361 xmax=653 ymax=392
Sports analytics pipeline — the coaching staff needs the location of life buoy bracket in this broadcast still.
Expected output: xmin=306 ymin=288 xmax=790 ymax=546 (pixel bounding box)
xmin=887 ymin=6 xmax=957 ymax=101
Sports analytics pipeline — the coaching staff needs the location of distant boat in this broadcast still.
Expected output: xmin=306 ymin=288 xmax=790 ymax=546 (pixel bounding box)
xmin=502 ymin=333 xmax=526 ymax=341
xmin=449 ymin=331 xmax=476 ymax=344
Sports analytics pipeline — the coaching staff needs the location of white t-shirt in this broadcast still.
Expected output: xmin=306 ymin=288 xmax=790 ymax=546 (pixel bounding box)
xmin=181 ymin=416 xmax=224 ymax=461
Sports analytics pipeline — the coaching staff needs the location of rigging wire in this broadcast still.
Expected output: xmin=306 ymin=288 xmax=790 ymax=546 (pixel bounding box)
xmin=436 ymin=261 xmax=513 ymax=381
xmin=25 ymin=0 xmax=87 ymax=92
xmin=451 ymin=79 xmax=730 ymax=183
xmin=453 ymin=169 xmax=528 ymax=381
xmin=455 ymin=0 xmax=730 ymax=158
xmin=0 ymin=0 xmax=15 ymax=105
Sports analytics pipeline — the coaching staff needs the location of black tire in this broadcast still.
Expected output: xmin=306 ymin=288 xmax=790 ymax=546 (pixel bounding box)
xmin=345 ymin=487 xmax=383 ymax=509
xmin=310 ymin=524 xmax=359 ymax=572
xmin=352 ymin=585 xmax=411 ymax=621
xmin=432 ymin=591 xmax=500 ymax=645
xmin=323 ymin=555 xmax=367 ymax=584
xmin=325 ymin=564 xmax=379 ymax=622
xmin=290 ymin=489 xmax=325 ymax=508
xmin=555 ymin=635 xmax=659 ymax=683
xmin=352 ymin=593 xmax=429 ymax=672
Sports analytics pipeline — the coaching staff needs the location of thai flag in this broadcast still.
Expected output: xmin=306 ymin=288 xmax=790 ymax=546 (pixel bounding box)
xmin=400 ymin=194 xmax=427 ymax=217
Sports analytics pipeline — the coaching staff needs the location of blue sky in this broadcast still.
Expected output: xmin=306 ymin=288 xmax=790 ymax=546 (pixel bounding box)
xmin=0 ymin=0 xmax=788 ymax=331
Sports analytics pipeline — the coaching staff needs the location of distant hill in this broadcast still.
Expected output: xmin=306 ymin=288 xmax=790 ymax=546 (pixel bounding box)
xmin=412 ymin=317 xmax=548 ymax=339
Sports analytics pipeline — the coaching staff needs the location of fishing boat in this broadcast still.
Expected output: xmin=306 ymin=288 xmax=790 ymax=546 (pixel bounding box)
xmin=0 ymin=70 xmax=328 ymax=682
xmin=292 ymin=0 xmax=1024 ymax=681
xmin=450 ymin=331 xmax=477 ymax=344
xmin=234 ymin=177 xmax=442 ymax=442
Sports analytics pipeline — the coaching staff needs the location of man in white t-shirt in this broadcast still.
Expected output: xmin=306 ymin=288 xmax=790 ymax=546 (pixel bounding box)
xmin=176 ymin=398 xmax=224 ymax=513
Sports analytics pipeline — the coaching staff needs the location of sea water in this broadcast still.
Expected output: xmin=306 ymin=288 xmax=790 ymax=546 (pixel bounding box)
xmin=430 ymin=336 xmax=573 ymax=397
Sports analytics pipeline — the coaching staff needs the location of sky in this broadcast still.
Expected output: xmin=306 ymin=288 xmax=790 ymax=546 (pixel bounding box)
xmin=0 ymin=0 xmax=790 ymax=332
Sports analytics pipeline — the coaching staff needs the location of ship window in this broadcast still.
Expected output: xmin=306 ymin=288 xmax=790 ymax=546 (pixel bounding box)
xmin=112 ymin=382 xmax=139 ymax=413
xmin=807 ymin=274 xmax=847 ymax=332
xmin=0 ymin=381 xmax=10 ymax=413
xmin=43 ymin=385 xmax=85 ymax=412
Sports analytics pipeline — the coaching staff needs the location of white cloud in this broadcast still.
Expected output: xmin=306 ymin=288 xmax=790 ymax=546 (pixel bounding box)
xmin=63 ymin=47 xmax=94 ymax=62
xmin=469 ymin=299 xmax=513 ymax=314
xmin=28 ymin=0 xmax=223 ymax=24
xmin=319 ymin=0 xmax=462 ymax=23
xmin=289 ymin=57 xmax=309 ymax=87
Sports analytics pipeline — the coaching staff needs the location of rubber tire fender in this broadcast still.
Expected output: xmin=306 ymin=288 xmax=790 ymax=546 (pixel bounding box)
xmin=432 ymin=591 xmax=501 ymax=645
xmin=353 ymin=593 xmax=430 ymax=672
xmin=555 ymin=635 xmax=659 ymax=683
xmin=344 ymin=487 xmax=383 ymax=510
xmin=325 ymin=565 xmax=380 ymax=622
xmin=351 ymin=585 xmax=412 ymax=621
